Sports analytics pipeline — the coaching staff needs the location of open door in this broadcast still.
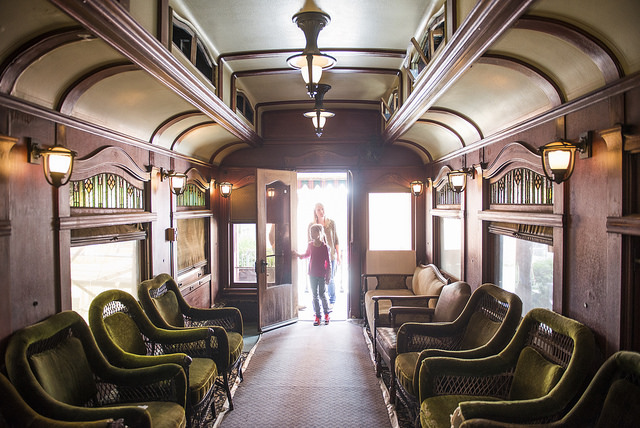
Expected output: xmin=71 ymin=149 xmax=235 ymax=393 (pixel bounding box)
xmin=256 ymin=168 xmax=298 ymax=332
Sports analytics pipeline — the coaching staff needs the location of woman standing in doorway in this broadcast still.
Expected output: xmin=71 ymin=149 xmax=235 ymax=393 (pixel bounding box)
xmin=309 ymin=202 xmax=340 ymax=308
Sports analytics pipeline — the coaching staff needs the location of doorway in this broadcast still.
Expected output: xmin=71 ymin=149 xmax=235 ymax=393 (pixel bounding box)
xmin=296 ymin=172 xmax=349 ymax=321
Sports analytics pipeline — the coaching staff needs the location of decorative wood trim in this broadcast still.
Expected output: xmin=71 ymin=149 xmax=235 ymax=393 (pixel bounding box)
xmin=607 ymin=215 xmax=640 ymax=236
xmin=58 ymin=62 xmax=137 ymax=114
xmin=624 ymin=133 xmax=640 ymax=154
xmin=0 ymin=93 xmax=212 ymax=167
xmin=382 ymin=0 xmax=535 ymax=144
xmin=431 ymin=208 xmax=463 ymax=218
xmin=174 ymin=209 xmax=212 ymax=220
xmin=433 ymin=165 xmax=453 ymax=189
xmin=483 ymin=141 xmax=542 ymax=180
xmin=218 ymin=47 xmax=406 ymax=63
xmin=185 ymin=167 xmax=210 ymax=191
xmin=600 ymin=125 xmax=623 ymax=151
xmin=0 ymin=27 xmax=89 ymax=94
xmin=479 ymin=54 xmax=564 ymax=105
xmin=428 ymin=107 xmax=484 ymax=140
xmin=171 ymin=121 xmax=217 ymax=150
xmin=50 ymin=0 xmax=261 ymax=146
xmin=58 ymin=212 xmax=157 ymax=230
xmin=514 ymin=16 xmax=622 ymax=82
xmin=72 ymin=146 xmax=150 ymax=187
xmin=478 ymin=209 xmax=563 ymax=228
xmin=150 ymin=110 xmax=202 ymax=145
xmin=0 ymin=135 xmax=17 ymax=179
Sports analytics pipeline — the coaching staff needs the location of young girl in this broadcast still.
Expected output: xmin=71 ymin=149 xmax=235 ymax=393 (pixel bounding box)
xmin=293 ymin=223 xmax=331 ymax=326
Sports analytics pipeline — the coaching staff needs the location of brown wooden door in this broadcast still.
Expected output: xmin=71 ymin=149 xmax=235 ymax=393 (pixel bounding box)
xmin=256 ymin=169 xmax=298 ymax=332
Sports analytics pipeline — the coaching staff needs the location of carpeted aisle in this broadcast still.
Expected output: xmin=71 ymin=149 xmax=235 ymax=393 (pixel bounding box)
xmin=217 ymin=320 xmax=393 ymax=428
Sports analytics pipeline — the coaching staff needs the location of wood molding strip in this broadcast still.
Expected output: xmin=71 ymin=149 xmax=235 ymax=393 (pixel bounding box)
xmin=483 ymin=141 xmax=542 ymax=179
xmin=0 ymin=27 xmax=88 ymax=94
xmin=606 ymin=215 xmax=640 ymax=236
xmin=50 ymin=0 xmax=261 ymax=147
xmin=58 ymin=62 xmax=138 ymax=114
xmin=218 ymin=47 xmax=406 ymax=63
xmin=478 ymin=209 xmax=564 ymax=228
xmin=0 ymin=93 xmax=211 ymax=167
xmin=58 ymin=212 xmax=157 ymax=230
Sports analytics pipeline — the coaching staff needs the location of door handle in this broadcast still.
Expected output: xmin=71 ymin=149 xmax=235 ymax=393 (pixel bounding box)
xmin=259 ymin=259 xmax=267 ymax=273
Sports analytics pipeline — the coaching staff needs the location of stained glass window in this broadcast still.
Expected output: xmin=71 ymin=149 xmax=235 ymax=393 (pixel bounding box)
xmin=490 ymin=168 xmax=553 ymax=205
xmin=436 ymin=183 xmax=461 ymax=207
xmin=70 ymin=173 xmax=144 ymax=209
xmin=177 ymin=184 xmax=206 ymax=207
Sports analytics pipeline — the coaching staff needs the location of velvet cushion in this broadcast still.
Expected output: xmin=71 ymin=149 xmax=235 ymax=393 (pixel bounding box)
xmin=510 ymin=346 xmax=564 ymax=400
xmin=104 ymin=312 xmax=147 ymax=355
xmin=228 ymin=331 xmax=244 ymax=368
xmin=421 ymin=395 xmax=498 ymax=428
xmin=376 ymin=275 xmax=408 ymax=290
xmin=152 ymin=291 xmax=184 ymax=327
xmin=188 ymin=358 xmax=217 ymax=404
xmin=412 ymin=266 xmax=446 ymax=307
xmin=596 ymin=379 xmax=640 ymax=428
xmin=459 ymin=312 xmax=501 ymax=349
xmin=29 ymin=336 xmax=97 ymax=406
xmin=395 ymin=351 xmax=419 ymax=395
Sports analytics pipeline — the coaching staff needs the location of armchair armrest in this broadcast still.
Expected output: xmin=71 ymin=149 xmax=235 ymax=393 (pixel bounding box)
xmin=183 ymin=306 xmax=243 ymax=335
xmin=396 ymin=321 xmax=464 ymax=352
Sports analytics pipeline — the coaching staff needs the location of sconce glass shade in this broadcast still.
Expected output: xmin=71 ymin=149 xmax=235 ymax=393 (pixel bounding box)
xmin=267 ymin=187 xmax=275 ymax=198
xmin=540 ymin=140 xmax=578 ymax=184
xmin=29 ymin=143 xmax=77 ymax=188
xmin=410 ymin=180 xmax=424 ymax=196
xmin=169 ymin=173 xmax=186 ymax=195
xmin=448 ymin=170 xmax=470 ymax=193
xmin=219 ymin=182 xmax=232 ymax=198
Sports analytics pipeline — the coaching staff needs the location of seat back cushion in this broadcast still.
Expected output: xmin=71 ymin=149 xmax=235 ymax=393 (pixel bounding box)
xmin=412 ymin=266 xmax=446 ymax=307
xmin=459 ymin=312 xmax=502 ymax=349
xmin=432 ymin=282 xmax=470 ymax=322
xmin=376 ymin=275 xmax=408 ymax=290
xmin=152 ymin=290 xmax=185 ymax=327
xmin=510 ymin=346 xmax=564 ymax=400
xmin=29 ymin=336 xmax=97 ymax=406
xmin=596 ymin=378 xmax=640 ymax=428
xmin=104 ymin=312 xmax=148 ymax=355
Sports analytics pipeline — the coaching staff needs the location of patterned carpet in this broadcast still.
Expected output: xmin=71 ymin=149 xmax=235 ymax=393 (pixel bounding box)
xmin=213 ymin=320 xmax=394 ymax=427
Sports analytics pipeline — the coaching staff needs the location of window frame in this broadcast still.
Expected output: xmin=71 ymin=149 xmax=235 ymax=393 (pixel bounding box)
xmin=170 ymin=13 xmax=216 ymax=86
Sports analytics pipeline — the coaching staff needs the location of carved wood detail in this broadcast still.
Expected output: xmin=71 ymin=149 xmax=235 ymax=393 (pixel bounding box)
xmin=283 ymin=149 xmax=359 ymax=168
xmin=72 ymin=146 xmax=150 ymax=187
xmin=483 ymin=141 xmax=542 ymax=180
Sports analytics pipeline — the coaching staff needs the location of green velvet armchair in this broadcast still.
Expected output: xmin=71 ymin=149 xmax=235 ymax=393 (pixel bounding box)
xmin=5 ymin=311 xmax=187 ymax=428
xmin=458 ymin=350 xmax=640 ymax=428
xmin=0 ymin=372 xmax=124 ymax=428
xmin=89 ymin=289 xmax=222 ymax=428
xmin=418 ymin=308 xmax=596 ymax=428
xmin=138 ymin=273 xmax=244 ymax=410
xmin=393 ymin=283 xmax=522 ymax=424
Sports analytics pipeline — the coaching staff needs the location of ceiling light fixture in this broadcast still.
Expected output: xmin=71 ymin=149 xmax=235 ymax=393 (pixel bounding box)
xmin=304 ymin=83 xmax=334 ymax=137
xmin=539 ymin=131 xmax=592 ymax=184
xmin=286 ymin=1 xmax=336 ymax=98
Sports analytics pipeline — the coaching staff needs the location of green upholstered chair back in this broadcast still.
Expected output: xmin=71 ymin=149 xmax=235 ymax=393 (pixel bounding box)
xmin=432 ymin=281 xmax=471 ymax=322
xmin=458 ymin=283 xmax=523 ymax=350
xmin=496 ymin=308 xmax=595 ymax=401
xmin=89 ymin=289 xmax=159 ymax=359
xmin=138 ymin=273 xmax=188 ymax=329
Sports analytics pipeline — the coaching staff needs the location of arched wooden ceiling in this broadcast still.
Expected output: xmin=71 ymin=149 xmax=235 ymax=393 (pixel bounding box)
xmin=0 ymin=0 xmax=638 ymax=165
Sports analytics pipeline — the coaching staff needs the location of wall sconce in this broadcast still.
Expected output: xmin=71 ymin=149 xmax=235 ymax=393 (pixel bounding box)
xmin=540 ymin=131 xmax=592 ymax=184
xmin=267 ymin=187 xmax=276 ymax=198
xmin=304 ymin=83 xmax=334 ymax=137
xmin=219 ymin=181 xmax=232 ymax=198
xmin=447 ymin=167 xmax=474 ymax=193
xmin=160 ymin=168 xmax=187 ymax=195
xmin=28 ymin=140 xmax=77 ymax=187
xmin=286 ymin=2 xmax=336 ymax=98
xmin=410 ymin=180 xmax=424 ymax=196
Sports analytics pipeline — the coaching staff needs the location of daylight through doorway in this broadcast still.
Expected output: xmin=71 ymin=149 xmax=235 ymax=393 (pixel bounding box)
xmin=296 ymin=172 xmax=349 ymax=321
